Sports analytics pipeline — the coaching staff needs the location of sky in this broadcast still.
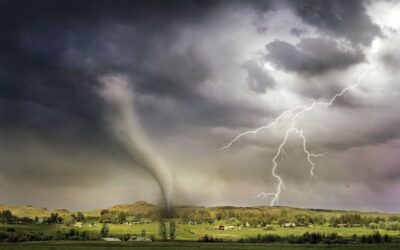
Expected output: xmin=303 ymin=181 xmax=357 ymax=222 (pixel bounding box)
xmin=1 ymin=0 xmax=400 ymax=213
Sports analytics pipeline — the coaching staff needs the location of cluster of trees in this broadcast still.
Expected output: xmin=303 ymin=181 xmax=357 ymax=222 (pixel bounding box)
xmin=236 ymin=231 xmax=390 ymax=244
xmin=330 ymin=214 xmax=400 ymax=228
xmin=329 ymin=213 xmax=364 ymax=226
xmin=0 ymin=210 xmax=67 ymax=225
xmin=180 ymin=210 xmax=213 ymax=224
xmin=199 ymin=234 xmax=224 ymax=242
xmin=369 ymin=221 xmax=400 ymax=230
xmin=289 ymin=214 xmax=325 ymax=226
xmin=159 ymin=220 xmax=176 ymax=241
xmin=195 ymin=209 xmax=326 ymax=227
xmin=54 ymin=228 xmax=91 ymax=241
xmin=99 ymin=210 xmax=129 ymax=224
xmin=0 ymin=228 xmax=91 ymax=242
xmin=0 ymin=210 xmax=35 ymax=224
xmin=44 ymin=213 xmax=63 ymax=224
xmin=64 ymin=212 xmax=86 ymax=226
xmin=0 ymin=230 xmax=53 ymax=242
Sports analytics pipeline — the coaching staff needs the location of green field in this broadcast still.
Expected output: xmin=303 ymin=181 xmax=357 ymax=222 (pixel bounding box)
xmin=1 ymin=202 xmax=400 ymax=249
xmin=1 ymin=242 xmax=400 ymax=250
xmin=1 ymin=222 xmax=400 ymax=241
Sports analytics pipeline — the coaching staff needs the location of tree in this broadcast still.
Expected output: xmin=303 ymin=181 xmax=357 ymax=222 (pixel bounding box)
xmin=64 ymin=215 xmax=77 ymax=226
xmin=0 ymin=210 xmax=14 ymax=224
xmin=169 ymin=221 xmax=176 ymax=241
xmin=46 ymin=213 xmax=63 ymax=224
xmin=116 ymin=212 xmax=127 ymax=224
xmin=134 ymin=213 xmax=143 ymax=223
xmin=76 ymin=212 xmax=85 ymax=222
xmin=141 ymin=229 xmax=146 ymax=237
xmin=100 ymin=223 xmax=109 ymax=238
xmin=159 ymin=220 xmax=168 ymax=241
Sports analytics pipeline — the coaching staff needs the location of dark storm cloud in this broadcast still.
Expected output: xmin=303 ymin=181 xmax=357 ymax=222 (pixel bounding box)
xmin=265 ymin=38 xmax=365 ymax=76
xmin=0 ymin=0 xmax=270 ymax=187
xmin=290 ymin=28 xmax=307 ymax=37
xmin=286 ymin=0 xmax=382 ymax=46
xmin=241 ymin=60 xmax=275 ymax=93
xmin=0 ymin=0 xmax=218 ymax=135
xmin=1 ymin=0 xmax=400 ymax=213
xmin=0 ymin=0 xmax=218 ymax=184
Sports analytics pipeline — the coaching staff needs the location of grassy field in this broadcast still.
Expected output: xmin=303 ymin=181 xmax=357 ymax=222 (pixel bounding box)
xmin=1 ymin=241 xmax=400 ymax=250
xmin=1 ymin=201 xmax=400 ymax=248
xmin=1 ymin=222 xmax=400 ymax=241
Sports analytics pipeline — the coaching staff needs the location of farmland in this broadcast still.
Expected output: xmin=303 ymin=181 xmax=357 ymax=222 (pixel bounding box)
xmin=1 ymin=242 xmax=400 ymax=250
xmin=1 ymin=222 xmax=400 ymax=241
xmin=0 ymin=201 xmax=399 ymax=249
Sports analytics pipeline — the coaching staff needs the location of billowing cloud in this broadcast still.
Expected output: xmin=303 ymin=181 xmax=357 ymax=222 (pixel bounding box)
xmin=241 ymin=60 xmax=275 ymax=93
xmin=265 ymin=38 xmax=365 ymax=76
xmin=0 ymin=0 xmax=400 ymax=213
xmin=287 ymin=0 xmax=382 ymax=46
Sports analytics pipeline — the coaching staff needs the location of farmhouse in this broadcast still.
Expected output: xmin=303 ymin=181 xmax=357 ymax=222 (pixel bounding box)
xmin=187 ymin=220 xmax=197 ymax=225
xmin=282 ymin=222 xmax=296 ymax=228
xmin=264 ymin=224 xmax=273 ymax=230
xmin=102 ymin=237 xmax=121 ymax=242
xmin=215 ymin=225 xmax=235 ymax=230
xmin=73 ymin=222 xmax=83 ymax=228
xmin=129 ymin=236 xmax=152 ymax=242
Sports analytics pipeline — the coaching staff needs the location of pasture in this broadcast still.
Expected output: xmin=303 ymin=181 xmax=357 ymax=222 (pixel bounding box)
xmin=1 ymin=242 xmax=400 ymax=250
xmin=1 ymin=222 xmax=399 ymax=241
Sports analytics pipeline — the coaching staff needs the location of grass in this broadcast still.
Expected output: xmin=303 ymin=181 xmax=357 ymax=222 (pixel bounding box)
xmin=1 ymin=223 xmax=400 ymax=241
xmin=1 ymin=202 xmax=400 ymax=249
xmin=1 ymin=241 xmax=400 ymax=250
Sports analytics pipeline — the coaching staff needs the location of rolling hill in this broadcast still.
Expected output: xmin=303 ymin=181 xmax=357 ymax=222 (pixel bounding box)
xmin=0 ymin=201 xmax=397 ymax=219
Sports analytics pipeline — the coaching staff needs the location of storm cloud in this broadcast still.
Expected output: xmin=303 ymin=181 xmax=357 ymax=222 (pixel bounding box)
xmin=1 ymin=0 xmax=400 ymax=212
xmin=265 ymin=38 xmax=365 ymax=76
xmin=287 ymin=0 xmax=382 ymax=46
xmin=241 ymin=60 xmax=276 ymax=93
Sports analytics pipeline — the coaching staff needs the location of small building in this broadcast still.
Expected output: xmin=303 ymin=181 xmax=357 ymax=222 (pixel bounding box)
xmin=264 ymin=224 xmax=273 ymax=230
xmin=74 ymin=222 xmax=83 ymax=228
xmin=282 ymin=222 xmax=296 ymax=228
xmin=102 ymin=237 xmax=121 ymax=242
xmin=129 ymin=236 xmax=152 ymax=242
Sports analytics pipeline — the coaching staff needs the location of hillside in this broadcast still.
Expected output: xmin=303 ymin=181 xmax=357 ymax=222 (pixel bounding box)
xmin=0 ymin=204 xmax=70 ymax=218
xmin=0 ymin=201 xmax=397 ymax=219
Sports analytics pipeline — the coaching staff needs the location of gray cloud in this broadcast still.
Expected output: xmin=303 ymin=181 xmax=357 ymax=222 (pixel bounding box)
xmin=287 ymin=0 xmax=382 ymax=46
xmin=1 ymin=0 xmax=400 ymax=213
xmin=241 ymin=60 xmax=276 ymax=93
xmin=265 ymin=38 xmax=365 ymax=76
xmin=290 ymin=28 xmax=307 ymax=37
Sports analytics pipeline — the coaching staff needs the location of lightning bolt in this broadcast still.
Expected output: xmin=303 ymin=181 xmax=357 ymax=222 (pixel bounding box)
xmin=223 ymin=76 xmax=365 ymax=206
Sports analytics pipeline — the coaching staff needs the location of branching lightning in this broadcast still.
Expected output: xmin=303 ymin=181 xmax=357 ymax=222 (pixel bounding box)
xmin=223 ymin=77 xmax=364 ymax=206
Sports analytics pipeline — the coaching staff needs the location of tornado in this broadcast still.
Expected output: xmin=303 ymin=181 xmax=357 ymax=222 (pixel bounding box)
xmin=98 ymin=75 xmax=173 ymax=208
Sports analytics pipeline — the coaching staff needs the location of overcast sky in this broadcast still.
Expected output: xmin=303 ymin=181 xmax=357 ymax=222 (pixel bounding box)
xmin=1 ymin=0 xmax=400 ymax=212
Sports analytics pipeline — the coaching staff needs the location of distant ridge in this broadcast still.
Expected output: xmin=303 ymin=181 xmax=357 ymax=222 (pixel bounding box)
xmin=0 ymin=201 xmax=397 ymax=218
